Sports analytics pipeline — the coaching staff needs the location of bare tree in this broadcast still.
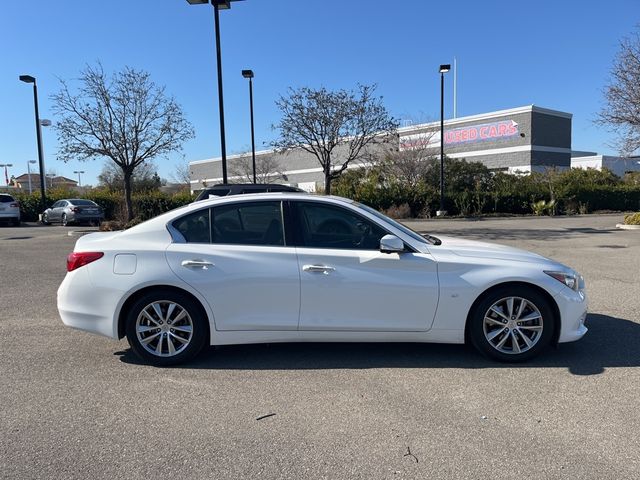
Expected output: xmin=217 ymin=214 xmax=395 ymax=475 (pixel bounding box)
xmin=170 ymin=158 xmax=192 ymax=187
xmin=272 ymin=84 xmax=398 ymax=194
xmin=98 ymin=160 xmax=163 ymax=192
xmin=229 ymin=154 xmax=284 ymax=184
xmin=597 ymin=26 xmax=640 ymax=156
xmin=52 ymin=64 xmax=194 ymax=220
xmin=382 ymin=131 xmax=438 ymax=188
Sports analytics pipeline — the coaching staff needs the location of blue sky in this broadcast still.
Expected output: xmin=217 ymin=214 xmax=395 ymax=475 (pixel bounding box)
xmin=0 ymin=0 xmax=637 ymax=186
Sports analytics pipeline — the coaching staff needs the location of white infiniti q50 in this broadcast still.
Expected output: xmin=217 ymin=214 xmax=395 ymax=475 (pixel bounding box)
xmin=58 ymin=193 xmax=587 ymax=366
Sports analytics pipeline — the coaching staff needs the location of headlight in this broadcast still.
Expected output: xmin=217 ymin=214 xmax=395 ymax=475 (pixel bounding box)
xmin=544 ymin=270 xmax=583 ymax=292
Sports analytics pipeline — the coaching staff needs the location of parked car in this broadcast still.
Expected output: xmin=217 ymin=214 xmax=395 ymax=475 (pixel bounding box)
xmin=0 ymin=194 xmax=21 ymax=226
xmin=42 ymin=199 xmax=104 ymax=226
xmin=194 ymin=183 xmax=304 ymax=202
xmin=58 ymin=193 xmax=587 ymax=366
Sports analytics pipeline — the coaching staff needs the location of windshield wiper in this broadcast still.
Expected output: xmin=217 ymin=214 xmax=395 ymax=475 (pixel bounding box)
xmin=423 ymin=234 xmax=442 ymax=246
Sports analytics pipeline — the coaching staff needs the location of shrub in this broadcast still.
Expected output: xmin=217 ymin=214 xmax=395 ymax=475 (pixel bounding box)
xmin=382 ymin=203 xmax=411 ymax=219
xmin=531 ymin=199 xmax=556 ymax=216
xmin=624 ymin=212 xmax=640 ymax=225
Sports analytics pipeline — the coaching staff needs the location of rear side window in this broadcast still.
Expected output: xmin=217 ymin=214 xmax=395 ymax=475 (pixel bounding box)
xmin=212 ymin=201 xmax=284 ymax=246
xmin=172 ymin=209 xmax=211 ymax=243
xmin=0 ymin=195 xmax=14 ymax=203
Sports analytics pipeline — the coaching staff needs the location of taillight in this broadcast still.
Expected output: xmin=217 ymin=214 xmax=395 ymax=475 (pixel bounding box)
xmin=71 ymin=207 xmax=81 ymax=213
xmin=10 ymin=202 xmax=19 ymax=208
xmin=67 ymin=252 xmax=104 ymax=272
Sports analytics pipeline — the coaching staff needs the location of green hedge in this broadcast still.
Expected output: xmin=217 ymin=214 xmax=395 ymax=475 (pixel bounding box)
xmin=333 ymin=161 xmax=640 ymax=217
xmin=13 ymin=188 xmax=195 ymax=222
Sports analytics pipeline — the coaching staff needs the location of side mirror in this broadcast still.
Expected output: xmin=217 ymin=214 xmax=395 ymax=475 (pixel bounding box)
xmin=380 ymin=234 xmax=405 ymax=254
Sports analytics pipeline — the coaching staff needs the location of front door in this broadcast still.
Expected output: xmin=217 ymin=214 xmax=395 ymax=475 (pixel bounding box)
xmin=165 ymin=201 xmax=300 ymax=331
xmin=292 ymin=201 xmax=439 ymax=332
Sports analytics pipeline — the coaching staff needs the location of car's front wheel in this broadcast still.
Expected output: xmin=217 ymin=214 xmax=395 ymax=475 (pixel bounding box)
xmin=42 ymin=213 xmax=50 ymax=225
xmin=125 ymin=290 xmax=208 ymax=366
xmin=469 ymin=286 xmax=556 ymax=362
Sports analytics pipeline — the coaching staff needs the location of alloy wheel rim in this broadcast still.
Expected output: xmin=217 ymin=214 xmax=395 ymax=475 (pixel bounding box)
xmin=135 ymin=300 xmax=194 ymax=357
xmin=482 ymin=296 xmax=543 ymax=355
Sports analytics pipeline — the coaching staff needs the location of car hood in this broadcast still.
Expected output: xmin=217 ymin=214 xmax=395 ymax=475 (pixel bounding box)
xmin=430 ymin=235 xmax=555 ymax=265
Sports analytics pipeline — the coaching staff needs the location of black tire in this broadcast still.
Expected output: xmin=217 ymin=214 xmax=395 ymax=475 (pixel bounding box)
xmin=12 ymin=218 xmax=20 ymax=227
xmin=125 ymin=290 xmax=209 ymax=366
xmin=468 ymin=285 xmax=556 ymax=362
xmin=42 ymin=213 xmax=50 ymax=225
xmin=61 ymin=214 xmax=68 ymax=227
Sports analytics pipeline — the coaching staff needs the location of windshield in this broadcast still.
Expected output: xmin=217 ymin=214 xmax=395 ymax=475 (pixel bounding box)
xmin=354 ymin=202 xmax=430 ymax=245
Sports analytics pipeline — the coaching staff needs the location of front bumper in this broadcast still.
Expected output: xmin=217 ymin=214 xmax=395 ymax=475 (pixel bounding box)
xmin=554 ymin=287 xmax=588 ymax=343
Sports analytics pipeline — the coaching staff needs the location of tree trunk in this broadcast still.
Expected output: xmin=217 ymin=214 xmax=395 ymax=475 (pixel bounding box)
xmin=123 ymin=169 xmax=134 ymax=222
xmin=324 ymin=168 xmax=331 ymax=195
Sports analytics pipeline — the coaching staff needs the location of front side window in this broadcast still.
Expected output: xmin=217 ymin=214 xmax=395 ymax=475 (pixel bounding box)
xmin=172 ymin=209 xmax=211 ymax=243
xmin=212 ymin=201 xmax=284 ymax=246
xmin=294 ymin=202 xmax=387 ymax=250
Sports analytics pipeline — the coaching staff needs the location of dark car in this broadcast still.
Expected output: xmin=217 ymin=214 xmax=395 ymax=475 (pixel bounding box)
xmin=42 ymin=199 xmax=105 ymax=226
xmin=194 ymin=183 xmax=305 ymax=202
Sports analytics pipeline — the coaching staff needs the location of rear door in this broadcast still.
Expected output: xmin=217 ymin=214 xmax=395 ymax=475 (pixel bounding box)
xmin=165 ymin=201 xmax=301 ymax=331
xmin=51 ymin=201 xmax=65 ymax=221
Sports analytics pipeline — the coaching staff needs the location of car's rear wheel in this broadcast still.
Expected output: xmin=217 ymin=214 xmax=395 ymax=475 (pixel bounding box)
xmin=12 ymin=218 xmax=20 ymax=227
xmin=61 ymin=214 xmax=68 ymax=227
xmin=469 ymin=286 xmax=555 ymax=362
xmin=125 ymin=290 xmax=208 ymax=366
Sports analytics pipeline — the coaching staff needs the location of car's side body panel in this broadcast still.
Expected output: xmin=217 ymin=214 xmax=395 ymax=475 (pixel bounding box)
xmin=165 ymin=243 xmax=301 ymax=331
xmin=296 ymin=248 xmax=439 ymax=332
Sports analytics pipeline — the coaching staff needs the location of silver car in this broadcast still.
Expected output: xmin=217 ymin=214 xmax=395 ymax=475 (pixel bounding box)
xmin=42 ymin=199 xmax=104 ymax=226
xmin=0 ymin=194 xmax=21 ymax=226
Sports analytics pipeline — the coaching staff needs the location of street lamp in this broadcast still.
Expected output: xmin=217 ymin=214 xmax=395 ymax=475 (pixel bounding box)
xmin=74 ymin=170 xmax=85 ymax=188
xmin=0 ymin=164 xmax=13 ymax=186
xmin=46 ymin=174 xmax=55 ymax=189
xmin=27 ymin=160 xmax=37 ymax=194
xmin=19 ymin=75 xmax=47 ymax=214
xmin=185 ymin=0 xmax=245 ymax=184
xmin=242 ymin=69 xmax=256 ymax=183
xmin=437 ymin=64 xmax=451 ymax=217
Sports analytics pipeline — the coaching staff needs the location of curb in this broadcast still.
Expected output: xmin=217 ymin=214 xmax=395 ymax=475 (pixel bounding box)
xmin=615 ymin=224 xmax=640 ymax=230
xmin=67 ymin=229 xmax=99 ymax=237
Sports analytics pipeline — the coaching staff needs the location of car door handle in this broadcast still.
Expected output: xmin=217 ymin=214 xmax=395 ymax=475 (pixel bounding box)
xmin=303 ymin=264 xmax=335 ymax=274
xmin=181 ymin=259 xmax=214 ymax=269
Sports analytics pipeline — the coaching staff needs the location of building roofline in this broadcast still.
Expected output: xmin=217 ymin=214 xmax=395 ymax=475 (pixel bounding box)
xmin=190 ymin=105 xmax=573 ymax=166
xmin=397 ymin=105 xmax=572 ymax=134
xmin=190 ymin=147 xmax=275 ymax=165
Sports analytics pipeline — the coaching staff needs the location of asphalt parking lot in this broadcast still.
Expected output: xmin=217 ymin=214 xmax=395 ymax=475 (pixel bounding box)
xmin=1 ymin=214 xmax=639 ymax=480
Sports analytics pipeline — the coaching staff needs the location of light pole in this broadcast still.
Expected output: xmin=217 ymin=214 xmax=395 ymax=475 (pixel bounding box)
xmin=185 ymin=0 xmax=244 ymax=184
xmin=437 ymin=64 xmax=451 ymax=217
xmin=0 ymin=164 xmax=13 ymax=186
xmin=242 ymin=69 xmax=256 ymax=183
xmin=27 ymin=160 xmax=37 ymax=194
xmin=74 ymin=170 xmax=85 ymax=188
xmin=19 ymin=75 xmax=47 ymax=214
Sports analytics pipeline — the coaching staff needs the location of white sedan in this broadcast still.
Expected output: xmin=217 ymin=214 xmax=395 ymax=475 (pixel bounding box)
xmin=58 ymin=193 xmax=587 ymax=366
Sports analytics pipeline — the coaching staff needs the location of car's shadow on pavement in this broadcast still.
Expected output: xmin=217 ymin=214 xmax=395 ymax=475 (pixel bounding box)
xmin=116 ymin=314 xmax=639 ymax=376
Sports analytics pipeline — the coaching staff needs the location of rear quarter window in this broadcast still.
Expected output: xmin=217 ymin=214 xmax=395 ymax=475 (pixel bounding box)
xmin=172 ymin=209 xmax=211 ymax=243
